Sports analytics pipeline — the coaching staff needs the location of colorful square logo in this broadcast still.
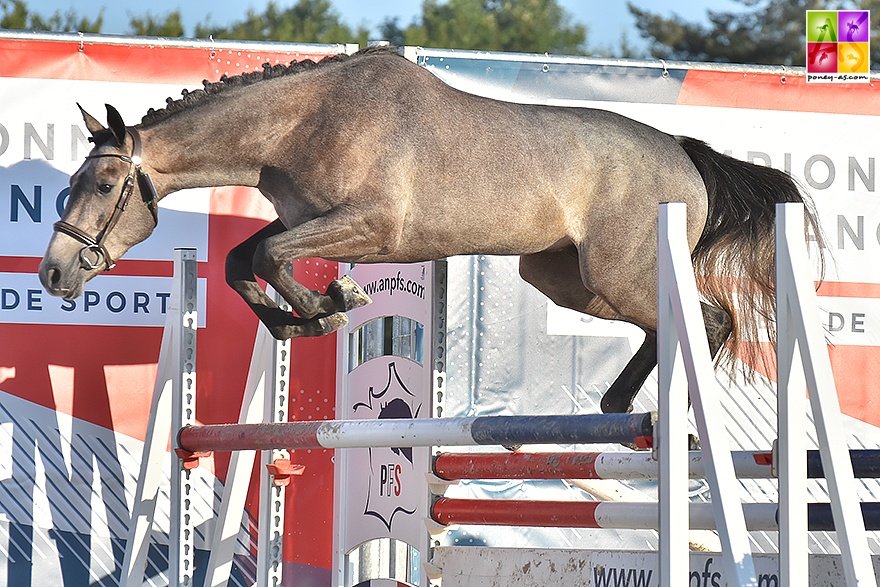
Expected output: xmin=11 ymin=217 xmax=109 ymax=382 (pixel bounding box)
xmin=806 ymin=10 xmax=870 ymax=82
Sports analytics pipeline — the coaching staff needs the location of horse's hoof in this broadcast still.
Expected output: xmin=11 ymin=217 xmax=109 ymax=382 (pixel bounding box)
xmin=328 ymin=275 xmax=372 ymax=312
xmin=318 ymin=312 xmax=349 ymax=335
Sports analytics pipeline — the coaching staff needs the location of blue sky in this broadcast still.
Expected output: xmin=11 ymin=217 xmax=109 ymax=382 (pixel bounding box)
xmin=28 ymin=0 xmax=749 ymax=54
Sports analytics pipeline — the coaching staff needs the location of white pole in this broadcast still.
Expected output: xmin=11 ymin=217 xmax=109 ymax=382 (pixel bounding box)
xmin=657 ymin=204 xmax=690 ymax=587
xmin=658 ymin=203 xmax=757 ymax=587
xmin=170 ymin=248 xmax=199 ymax=587
xmin=776 ymin=203 xmax=876 ymax=587
xmin=204 ymin=324 xmax=276 ymax=587
xmin=776 ymin=203 xmax=808 ymax=587
xmin=256 ymin=288 xmax=291 ymax=587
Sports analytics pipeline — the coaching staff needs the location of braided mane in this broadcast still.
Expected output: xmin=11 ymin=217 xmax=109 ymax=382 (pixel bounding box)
xmin=140 ymin=45 xmax=396 ymax=127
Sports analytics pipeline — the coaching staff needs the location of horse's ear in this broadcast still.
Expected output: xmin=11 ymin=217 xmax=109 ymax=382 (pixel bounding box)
xmin=77 ymin=103 xmax=106 ymax=137
xmin=105 ymin=104 xmax=127 ymax=147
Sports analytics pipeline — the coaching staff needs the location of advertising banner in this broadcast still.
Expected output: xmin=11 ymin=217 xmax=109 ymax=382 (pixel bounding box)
xmin=0 ymin=33 xmax=348 ymax=587
xmin=5 ymin=29 xmax=880 ymax=587
xmin=334 ymin=261 xmax=433 ymax=587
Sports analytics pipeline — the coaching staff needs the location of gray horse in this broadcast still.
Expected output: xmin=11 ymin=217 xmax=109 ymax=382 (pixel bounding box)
xmin=39 ymin=46 xmax=822 ymax=414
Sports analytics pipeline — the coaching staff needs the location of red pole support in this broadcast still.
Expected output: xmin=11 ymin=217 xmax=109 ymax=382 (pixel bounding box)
xmin=265 ymin=458 xmax=305 ymax=487
xmin=174 ymin=448 xmax=213 ymax=470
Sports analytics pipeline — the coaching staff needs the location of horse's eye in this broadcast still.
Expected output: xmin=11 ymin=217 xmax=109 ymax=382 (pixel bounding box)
xmin=97 ymin=183 xmax=114 ymax=195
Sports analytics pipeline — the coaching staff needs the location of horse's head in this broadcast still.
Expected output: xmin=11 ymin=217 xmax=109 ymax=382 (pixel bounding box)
xmin=40 ymin=104 xmax=159 ymax=300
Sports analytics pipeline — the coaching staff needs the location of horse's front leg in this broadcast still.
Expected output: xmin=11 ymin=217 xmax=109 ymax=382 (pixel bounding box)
xmin=225 ymin=219 xmax=359 ymax=339
xmin=248 ymin=211 xmax=377 ymax=338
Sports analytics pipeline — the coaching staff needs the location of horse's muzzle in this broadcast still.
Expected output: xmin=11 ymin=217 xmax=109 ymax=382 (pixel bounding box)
xmin=38 ymin=261 xmax=84 ymax=300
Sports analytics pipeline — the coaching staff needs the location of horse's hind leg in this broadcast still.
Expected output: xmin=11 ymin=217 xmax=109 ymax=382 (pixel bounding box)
xmin=225 ymin=219 xmax=359 ymax=339
xmin=519 ymin=247 xmax=601 ymax=312
xmin=600 ymin=329 xmax=657 ymax=414
xmin=600 ymin=302 xmax=732 ymax=414
xmin=702 ymin=303 xmax=733 ymax=360
xmin=520 ymin=248 xmax=733 ymax=415
xmin=520 ymin=249 xmax=657 ymax=413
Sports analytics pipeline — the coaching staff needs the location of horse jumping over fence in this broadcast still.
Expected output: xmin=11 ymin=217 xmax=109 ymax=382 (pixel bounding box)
xmin=39 ymin=46 xmax=822 ymax=415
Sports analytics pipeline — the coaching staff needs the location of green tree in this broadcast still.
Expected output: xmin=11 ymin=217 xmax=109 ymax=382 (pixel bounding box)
xmin=629 ymin=0 xmax=880 ymax=67
xmin=1 ymin=0 xmax=102 ymax=32
xmin=128 ymin=10 xmax=185 ymax=37
xmin=195 ymin=0 xmax=368 ymax=44
xmin=390 ymin=0 xmax=588 ymax=55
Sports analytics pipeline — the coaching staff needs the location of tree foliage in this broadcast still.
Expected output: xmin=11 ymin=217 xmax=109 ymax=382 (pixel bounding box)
xmin=387 ymin=0 xmax=587 ymax=55
xmin=1 ymin=0 xmax=102 ymax=32
xmin=629 ymin=0 xmax=880 ymax=67
xmin=195 ymin=0 xmax=368 ymax=45
xmin=128 ymin=10 xmax=185 ymax=37
xmin=0 ymin=0 xmax=586 ymax=55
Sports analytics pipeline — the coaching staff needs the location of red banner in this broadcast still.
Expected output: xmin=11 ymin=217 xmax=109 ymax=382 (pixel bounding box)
xmin=0 ymin=35 xmax=341 ymax=584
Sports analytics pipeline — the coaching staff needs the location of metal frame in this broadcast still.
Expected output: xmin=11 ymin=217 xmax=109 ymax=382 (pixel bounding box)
xmin=121 ymin=247 xmax=198 ymax=587
xmin=171 ymin=248 xmax=199 ymax=587
xmin=203 ymin=288 xmax=291 ymax=587
xmin=402 ymin=45 xmax=880 ymax=80
xmin=257 ymin=294 xmax=292 ymax=587
xmin=657 ymin=203 xmax=756 ymax=587
xmin=776 ymin=203 xmax=876 ymax=587
xmin=124 ymin=203 xmax=879 ymax=587
xmin=122 ymin=253 xmax=291 ymax=587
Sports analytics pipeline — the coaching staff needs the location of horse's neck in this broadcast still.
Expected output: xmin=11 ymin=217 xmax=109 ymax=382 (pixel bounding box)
xmin=140 ymin=81 xmax=320 ymax=197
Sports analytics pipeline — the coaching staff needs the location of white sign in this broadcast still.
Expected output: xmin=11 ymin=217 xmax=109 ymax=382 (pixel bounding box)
xmin=334 ymin=262 xmax=434 ymax=587
xmin=0 ymin=77 xmax=210 ymax=262
xmin=0 ymin=272 xmax=206 ymax=327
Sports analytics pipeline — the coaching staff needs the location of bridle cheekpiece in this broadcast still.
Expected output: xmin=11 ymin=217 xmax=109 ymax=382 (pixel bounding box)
xmin=53 ymin=126 xmax=159 ymax=271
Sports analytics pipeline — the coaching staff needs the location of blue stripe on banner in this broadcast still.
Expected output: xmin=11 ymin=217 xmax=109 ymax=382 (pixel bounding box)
xmin=469 ymin=413 xmax=653 ymax=446
xmin=419 ymin=53 xmax=686 ymax=105
xmin=512 ymin=61 xmax=686 ymax=104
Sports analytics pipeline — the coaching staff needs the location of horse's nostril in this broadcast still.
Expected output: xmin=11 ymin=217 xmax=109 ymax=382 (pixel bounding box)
xmin=48 ymin=267 xmax=62 ymax=288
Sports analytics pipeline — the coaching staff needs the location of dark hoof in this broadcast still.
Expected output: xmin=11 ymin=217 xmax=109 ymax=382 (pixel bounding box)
xmin=266 ymin=311 xmax=348 ymax=339
xmin=317 ymin=312 xmax=349 ymax=335
xmin=328 ymin=275 xmax=371 ymax=312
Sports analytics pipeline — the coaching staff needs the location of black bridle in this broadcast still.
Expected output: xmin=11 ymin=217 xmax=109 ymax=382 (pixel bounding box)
xmin=53 ymin=126 xmax=159 ymax=271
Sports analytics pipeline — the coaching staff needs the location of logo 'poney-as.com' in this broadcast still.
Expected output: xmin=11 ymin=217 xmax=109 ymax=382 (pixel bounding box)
xmin=806 ymin=10 xmax=870 ymax=83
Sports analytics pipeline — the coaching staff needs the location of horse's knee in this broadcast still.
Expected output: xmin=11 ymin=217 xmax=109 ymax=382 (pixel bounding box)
xmin=226 ymin=241 xmax=255 ymax=288
xmin=228 ymin=219 xmax=287 ymax=288
xmin=251 ymin=239 xmax=279 ymax=282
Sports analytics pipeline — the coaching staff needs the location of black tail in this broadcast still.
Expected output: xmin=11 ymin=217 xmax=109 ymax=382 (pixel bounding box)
xmin=676 ymin=136 xmax=824 ymax=375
